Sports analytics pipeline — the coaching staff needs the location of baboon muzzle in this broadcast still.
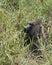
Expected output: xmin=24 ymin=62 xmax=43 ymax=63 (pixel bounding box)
xmin=24 ymin=24 xmax=32 ymax=33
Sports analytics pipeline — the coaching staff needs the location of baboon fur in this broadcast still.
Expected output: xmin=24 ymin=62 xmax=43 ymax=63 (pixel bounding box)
xmin=24 ymin=19 xmax=47 ymax=54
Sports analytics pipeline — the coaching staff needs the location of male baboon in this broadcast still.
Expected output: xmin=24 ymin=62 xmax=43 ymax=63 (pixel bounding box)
xmin=24 ymin=19 xmax=47 ymax=54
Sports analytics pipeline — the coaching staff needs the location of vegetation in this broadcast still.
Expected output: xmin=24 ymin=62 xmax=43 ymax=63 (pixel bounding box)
xmin=0 ymin=0 xmax=52 ymax=65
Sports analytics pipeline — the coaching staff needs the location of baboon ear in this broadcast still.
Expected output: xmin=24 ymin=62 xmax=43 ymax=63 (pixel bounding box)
xmin=40 ymin=25 xmax=47 ymax=44
xmin=40 ymin=24 xmax=43 ymax=29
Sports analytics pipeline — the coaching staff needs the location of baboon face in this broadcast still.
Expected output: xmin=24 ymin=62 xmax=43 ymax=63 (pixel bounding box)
xmin=24 ymin=20 xmax=42 ymax=38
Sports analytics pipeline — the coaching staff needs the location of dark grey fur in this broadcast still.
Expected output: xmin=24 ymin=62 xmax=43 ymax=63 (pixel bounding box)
xmin=24 ymin=19 xmax=47 ymax=54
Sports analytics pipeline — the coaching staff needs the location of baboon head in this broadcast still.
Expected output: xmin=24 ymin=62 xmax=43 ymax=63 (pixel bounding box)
xmin=24 ymin=19 xmax=46 ymax=53
xmin=24 ymin=20 xmax=42 ymax=38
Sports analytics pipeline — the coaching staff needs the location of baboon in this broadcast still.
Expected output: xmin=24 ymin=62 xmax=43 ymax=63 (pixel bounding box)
xmin=24 ymin=19 xmax=47 ymax=54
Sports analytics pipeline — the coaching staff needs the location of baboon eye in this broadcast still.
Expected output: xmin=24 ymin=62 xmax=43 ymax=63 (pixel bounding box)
xmin=29 ymin=23 xmax=34 ymax=26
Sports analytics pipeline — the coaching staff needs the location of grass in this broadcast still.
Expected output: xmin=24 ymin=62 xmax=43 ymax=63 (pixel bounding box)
xmin=0 ymin=0 xmax=52 ymax=65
